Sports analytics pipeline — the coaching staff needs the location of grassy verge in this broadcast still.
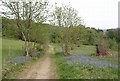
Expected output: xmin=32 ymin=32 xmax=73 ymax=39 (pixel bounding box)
xmin=2 ymin=56 xmax=44 ymax=79
xmin=55 ymin=53 xmax=118 ymax=79
xmin=54 ymin=44 xmax=118 ymax=79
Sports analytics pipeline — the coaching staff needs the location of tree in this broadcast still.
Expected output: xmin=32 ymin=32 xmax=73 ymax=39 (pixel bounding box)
xmin=106 ymin=28 xmax=118 ymax=51
xmin=50 ymin=3 xmax=82 ymax=55
xmin=106 ymin=29 xmax=118 ymax=42
xmin=50 ymin=3 xmax=81 ymax=27
xmin=2 ymin=0 xmax=49 ymax=56
xmin=2 ymin=17 xmax=20 ymax=38
xmin=95 ymin=32 xmax=110 ymax=56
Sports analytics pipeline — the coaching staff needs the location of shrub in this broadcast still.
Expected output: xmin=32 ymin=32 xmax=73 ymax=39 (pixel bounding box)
xmin=109 ymin=38 xmax=118 ymax=51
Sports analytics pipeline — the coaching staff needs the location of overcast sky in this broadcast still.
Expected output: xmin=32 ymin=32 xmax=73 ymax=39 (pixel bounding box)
xmin=50 ymin=0 xmax=119 ymax=29
xmin=0 ymin=0 xmax=119 ymax=29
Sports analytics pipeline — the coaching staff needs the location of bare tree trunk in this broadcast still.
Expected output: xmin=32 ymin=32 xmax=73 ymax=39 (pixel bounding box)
xmin=21 ymin=32 xmax=29 ymax=56
xmin=15 ymin=2 xmax=30 ymax=56
xmin=62 ymin=43 xmax=70 ymax=55
xmin=8 ymin=46 xmax=11 ymax=60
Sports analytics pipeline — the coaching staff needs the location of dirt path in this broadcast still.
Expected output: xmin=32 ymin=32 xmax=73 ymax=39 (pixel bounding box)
xmin=18 ymin=45 xmax=57 ymax=79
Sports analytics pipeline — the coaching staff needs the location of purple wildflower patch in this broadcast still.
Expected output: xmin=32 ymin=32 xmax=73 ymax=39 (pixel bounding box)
xmin=9 ymin=56 xmax=31 ymax=63
xmin=65 ymin=55 xmax=118 ymax=68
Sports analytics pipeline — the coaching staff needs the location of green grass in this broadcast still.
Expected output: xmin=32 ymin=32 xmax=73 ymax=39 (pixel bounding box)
xmin=72 ymin=45 xmax=118 ymax=65
xmin=2 ymin=57 xmax=42 ymax=79
xmin=52 ymin=44 xmax=96 ymax=55
xmin=2 ymin=38 xmax=25 ymax=79
xmin=55 ymin=54 xmax=118 ymax=79
xmin=54 ymin=44 xmax=118 ymax=79
xmin=2 ymin=38 xmax=24 ymax=63
xmin=71 ymin=45 xmax=96 ymax=55
xmin=51 ymin=43 xmax=62 ymax=52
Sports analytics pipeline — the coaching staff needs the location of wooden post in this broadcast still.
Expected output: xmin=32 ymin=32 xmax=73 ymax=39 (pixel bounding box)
xmin=3 ymin=57 xmax=6 ymax=64
xmin=22 ymin=46 xmax=24 ymax=56
xmin=8 ymin=46 xmax=11 ymax=60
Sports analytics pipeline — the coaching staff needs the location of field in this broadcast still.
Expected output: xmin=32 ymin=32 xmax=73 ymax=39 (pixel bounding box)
xmin=54 ymin=44 xmax=118 ymax=79
xmin=2 ymin=38 xmax=25 ymax=63
xmin=2 ymin=38 xmax=24 ymax=78
xmin=2 ymin=38 xmax=36 ymax=79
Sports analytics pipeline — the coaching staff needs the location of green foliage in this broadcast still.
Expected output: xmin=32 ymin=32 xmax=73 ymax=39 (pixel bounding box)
xmin=2 ymin=17 xmax=106 ymax=48
xmin=106 ymin=29 xmax=118 ymax=51
xmin=2 ymin=17 xmax=21 ymax=39
xmin=106 ymin=29 xmax=118 ymax=42
xmin=50 ymin=25 xmax=103 ymax=46
xmin=2 ymin=17 xmax=51 ymax=45
xmin=3 ymin=16 xmax=118 ymax=54
xmin=109 ymin=38 xmax=118 ymax=51
xmin=29 ymin=23 xmax=51 ymax=44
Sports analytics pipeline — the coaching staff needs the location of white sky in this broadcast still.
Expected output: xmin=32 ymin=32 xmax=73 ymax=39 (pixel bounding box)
xmin=0 ymin=0 xmax=119 ymax=29
xmin=50 ymin=0 xmax=119 ymax=29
